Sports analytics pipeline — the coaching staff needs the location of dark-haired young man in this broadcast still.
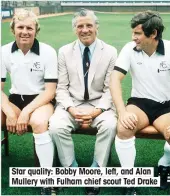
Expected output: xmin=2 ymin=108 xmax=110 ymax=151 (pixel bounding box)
xmin=110 ymin=10 xmax=170 ymax=195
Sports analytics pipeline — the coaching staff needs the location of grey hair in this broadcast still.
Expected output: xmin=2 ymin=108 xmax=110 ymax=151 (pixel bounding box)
xmin=10 ymin=9 xmax=40 ymax=36
xmin=72 ymin=8 xmax=99 ymax=30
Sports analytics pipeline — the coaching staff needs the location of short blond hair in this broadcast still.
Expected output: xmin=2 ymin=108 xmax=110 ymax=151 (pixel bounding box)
xmin=10 ymin=9 xmax=40 ymax=35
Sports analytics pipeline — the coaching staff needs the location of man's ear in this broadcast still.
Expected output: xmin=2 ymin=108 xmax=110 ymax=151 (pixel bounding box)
xmin=11 ymin=28 xmax=15 ymax=35
xmin=151 ymin=29 xmax=157 ymax=39
xmin=96 ymin=25 xmax=99 ymax=35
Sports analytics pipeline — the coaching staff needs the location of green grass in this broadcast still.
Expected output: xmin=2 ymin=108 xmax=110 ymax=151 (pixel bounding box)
xmin=1 ymin=13 xmax=170 ymax=195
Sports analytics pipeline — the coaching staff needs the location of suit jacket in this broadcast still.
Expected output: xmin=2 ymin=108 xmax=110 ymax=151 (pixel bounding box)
xmin=56 ymin=38 xmax=117 ymax=110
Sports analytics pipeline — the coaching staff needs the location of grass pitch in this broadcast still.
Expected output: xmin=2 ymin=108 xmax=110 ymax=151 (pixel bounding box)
xmin=1 ymin=13 xmax=170 ymax=195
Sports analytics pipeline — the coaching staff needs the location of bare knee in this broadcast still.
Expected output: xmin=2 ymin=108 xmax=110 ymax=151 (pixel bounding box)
xmin=30 ymin=118 xmax=49 ymax=133
xmin=163 ymin=126 xmax=170 ymax=143
xmin=117 ymin=123 xmax=135 ymax=139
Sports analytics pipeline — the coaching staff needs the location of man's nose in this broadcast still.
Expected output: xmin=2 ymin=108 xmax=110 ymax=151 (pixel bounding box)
xmin=22 ymin=27 xmax=28 ymax=34
xmin=82 ymin=26 xmax=88 ymax=32
xmin=132 ymin=33 xmax=136 ymax=41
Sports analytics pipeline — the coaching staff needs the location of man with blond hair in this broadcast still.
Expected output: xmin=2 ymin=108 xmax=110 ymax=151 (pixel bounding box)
xmin=1 ymin=9 xmax=58 ymax=195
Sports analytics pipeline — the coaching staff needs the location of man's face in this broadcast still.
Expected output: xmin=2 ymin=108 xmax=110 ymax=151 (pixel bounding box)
xmin=75 ymin=15 xmax=98 ymax=46
xmin=132 ymin=24 xmax=153 ymax=51
xmin=13 ymin=17 xmax=36 ymax=47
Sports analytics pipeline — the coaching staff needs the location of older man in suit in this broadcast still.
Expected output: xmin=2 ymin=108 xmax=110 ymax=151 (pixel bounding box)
xmin=49 ymin=8 xmax=117 ymax=195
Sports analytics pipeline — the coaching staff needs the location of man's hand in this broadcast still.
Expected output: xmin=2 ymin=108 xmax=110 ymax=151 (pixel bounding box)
xmin=6 ymin=111 xmax=18 ymax=134
xmin=119 ymin=111 xmax=138 ymax=130
xmin=68 ymin=107 xmax=80 ymax=119
xmin=89 ymin=108 xmax=103 ymax=119
xmin=77 ymin=113 xmax=93 ymax=129
xmin=16 ymin=108 xmax=31 ymax=135
xmin=68 ymin=107 xmax=93 ymax=128
xmin=68 ymin=107 xmax=104 ymax=129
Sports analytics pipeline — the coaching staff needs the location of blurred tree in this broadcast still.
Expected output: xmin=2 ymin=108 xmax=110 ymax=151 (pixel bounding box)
xmin=35 ymin=1 xmax=39 ymax=6
xmin=47 ymin=1 xmax=51 ymax=5
xmin=13 ymin=1 xmax=18 ymax=7
xmin=23 ymin=1 xmax=27 ymax=6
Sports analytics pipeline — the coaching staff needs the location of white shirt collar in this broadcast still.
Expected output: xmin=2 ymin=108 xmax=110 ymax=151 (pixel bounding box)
xmin=78 ymin=39 xmax=97 ymax=56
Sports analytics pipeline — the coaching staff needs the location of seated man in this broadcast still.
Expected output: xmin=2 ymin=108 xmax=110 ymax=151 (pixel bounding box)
xmin=1 ymin=9 xmax=58 ymax=195
xmin=109 ymin=10 xmax=170 ymax=194
xmin=49 ymin=8 xmax=117 ymax=195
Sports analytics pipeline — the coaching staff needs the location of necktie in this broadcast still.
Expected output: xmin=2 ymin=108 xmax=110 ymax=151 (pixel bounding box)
xmin=83 ymin=47 xmax=90 ymax=100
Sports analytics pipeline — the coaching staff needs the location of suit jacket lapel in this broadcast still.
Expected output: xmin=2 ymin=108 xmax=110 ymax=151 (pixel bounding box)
xmin=88 ymin=39 xmax=103 ymax=87
xmin=73 ymin=40 xmax=84 ymax=87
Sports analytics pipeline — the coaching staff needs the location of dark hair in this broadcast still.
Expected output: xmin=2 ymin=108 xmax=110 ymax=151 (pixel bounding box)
xmin=131 ymin=10 xmax=164 ymax=40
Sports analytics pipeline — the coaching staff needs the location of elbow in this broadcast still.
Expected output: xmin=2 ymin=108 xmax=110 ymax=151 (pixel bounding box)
xmin=46 ymin=89 xmax=56 ymax=100
xmin=50 ymin=91 xmax=56 ymax=100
